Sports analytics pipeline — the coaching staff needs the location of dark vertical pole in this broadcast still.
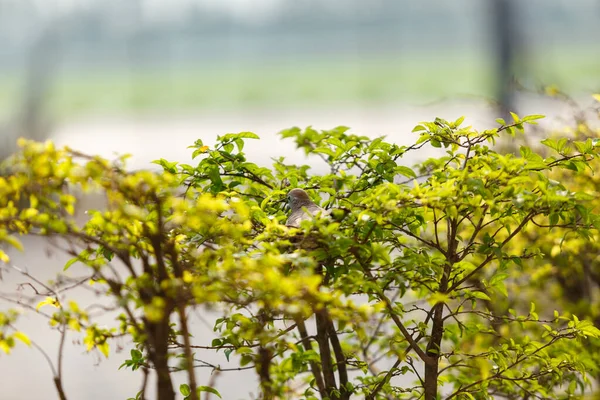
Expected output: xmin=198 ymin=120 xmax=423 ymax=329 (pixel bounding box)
xmin=491 ymin=0 xmax=519 ymax=118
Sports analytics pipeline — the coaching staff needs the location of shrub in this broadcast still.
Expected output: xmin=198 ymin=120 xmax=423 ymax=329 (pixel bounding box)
xmin=1 ymin=113 xmax=600 ymax=399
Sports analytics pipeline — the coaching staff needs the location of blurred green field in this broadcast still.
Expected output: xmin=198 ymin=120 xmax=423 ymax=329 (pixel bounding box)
xmin=0 ymin=50 xmax=597 ymax=120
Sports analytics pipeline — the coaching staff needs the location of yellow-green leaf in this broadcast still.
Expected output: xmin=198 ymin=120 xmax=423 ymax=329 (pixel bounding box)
xmin=13 ymin=331 xmax=31 ymax=346
xmin=428 ymin=292 xmax=450 ymax=305
xmin=36 ymin=297 xmax=60 ymax=311
xmin=68 ymin=319 xmax=82 ymax=332
xmin=4 ymin=235 xmax=23 ymax=252
xmin=471 ymin=291 xmax=491 ymax=301
xmin=97 ymin=342 xmax=110 ymax=358
xmin=63 ymin=257 xmax=79 ymax=271
xmin=197 ymin=386 xmax=222 ymax=399
xmin=0 ymin=341 xmax=11 ymax=354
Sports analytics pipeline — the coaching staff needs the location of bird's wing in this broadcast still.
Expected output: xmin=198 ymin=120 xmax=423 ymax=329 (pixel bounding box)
xmin=286 ymin=205 xmax=327 ymax=227
xmin=286 ymin=212 xmax=303 ymax=227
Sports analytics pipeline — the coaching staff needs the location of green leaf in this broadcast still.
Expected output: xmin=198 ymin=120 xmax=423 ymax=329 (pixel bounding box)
xmin=236 ymin=346 xmax=253 ymax=355
xmin=489 ymin=273 xmax=509 ymax=286
xmin=151 ymin=158 xmax=178 ymax=173
xmin=415 ymin=133 xmax=430 ymax=145
xmin=576 ymin=320 xmax=600 ymax=338
xmin=240 ymin=354 xmax=253 ymax=366
xmin=197 ymin=386 xmax=222 ymax=398
xmin=131 ymin=349 xmax=143 ymax=360
xmin=395 ymin=166 xmax=417 ymax=179
xmin=568 ymin=379 xmax=577 ymax=395
xmin=236 ymin=132 xmax=260 ymax=140
xmin=471 ymin=291 xmax=491 ymax=301
xmin=541 ymin=138 xmax=558 ymax=152
xmin=188 ymin=139 xmax=204 ymax=148
xmin=234 ymin=138 xmax=245 ymax=152
xmin=180 ymin=384 xmax=191 ymax=396
xmin=223 ymin=143 xmax=234 ymax=154
xmin=207 ymin=166 xmax=223 ymax=189
xmin=100 ymin=246 xmax=114 ymax=261
xmin=521 ymin=114 xmax=545 ymax=123
xmin=63 ymin=257 xmax=79 ymax=271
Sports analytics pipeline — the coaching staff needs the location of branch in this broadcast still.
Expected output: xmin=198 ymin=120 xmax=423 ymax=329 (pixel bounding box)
xmin=56 ymin=324 xmax=67 ymax=397
xmin=315 ymin=308 xmax=337 ymax=395
xmin=350 ymin=248 xmax=434 ymax=366
xmin=363 ymin=291 xmax=401 ymax=356
xmin=449 ymin=212 xmax=534 ymax=292
xmin=139 ymin=368 xmax=149 ymax=400
xmin=324 ymin=310 xmax=349 ymax=399
xmin=389 ymin=223 xmax=447 ymax=256
xmin=295 ymin=318 xmax=327 ymax=398
xmin=257 ymin=346 xmax=274 ymax=399
xmin=177 ymin=307 xmax=199 ymax=400
xmin=220 ymin=172 xmax=273 ymax=190
xmin=365 ymin=358 xmax=402 ymax=400
xmin=446 ymin=336 xmax=563 ymax=399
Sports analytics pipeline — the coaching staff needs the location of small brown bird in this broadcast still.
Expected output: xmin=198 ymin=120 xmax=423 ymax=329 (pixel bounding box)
xmin=285 ymin=188 xmax=325 ymax=228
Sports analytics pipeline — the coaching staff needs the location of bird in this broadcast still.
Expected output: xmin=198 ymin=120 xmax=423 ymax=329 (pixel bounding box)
xmin=285 ymin=188 xmax=325 ymax=228
xmin=284 ymin=189 xmax=346 ymax=391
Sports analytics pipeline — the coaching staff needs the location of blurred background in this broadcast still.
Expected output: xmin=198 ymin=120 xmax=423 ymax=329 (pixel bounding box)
xmin=0 ymin=0 xmax=598 ymax=166
xmin=0 ymin=1 xmax=598 ymax=399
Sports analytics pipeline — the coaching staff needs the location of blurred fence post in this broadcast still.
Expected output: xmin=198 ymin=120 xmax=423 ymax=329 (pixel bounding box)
xmin=19 ymin=24 xmax=60 ymax=142
xmin=0 ymin=23 xmax=60 ymax=163
xmin=491 ymin=0 xmax=519 ymax=118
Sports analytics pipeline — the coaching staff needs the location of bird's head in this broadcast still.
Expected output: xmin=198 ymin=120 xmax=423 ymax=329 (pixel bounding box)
xmin=286 ymin=188 xmax=316 ymax=212
xmin=287 ymin=188 xmax=311 ymax=202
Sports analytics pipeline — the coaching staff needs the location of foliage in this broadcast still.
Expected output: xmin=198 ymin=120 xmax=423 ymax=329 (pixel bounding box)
xmin=523 ymin=93 xmax=600 ymax=321
xmin=494 ymin=93 xmax=600 ymax=384
xmin=1 ymin=110 xmax=600 ymax=399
